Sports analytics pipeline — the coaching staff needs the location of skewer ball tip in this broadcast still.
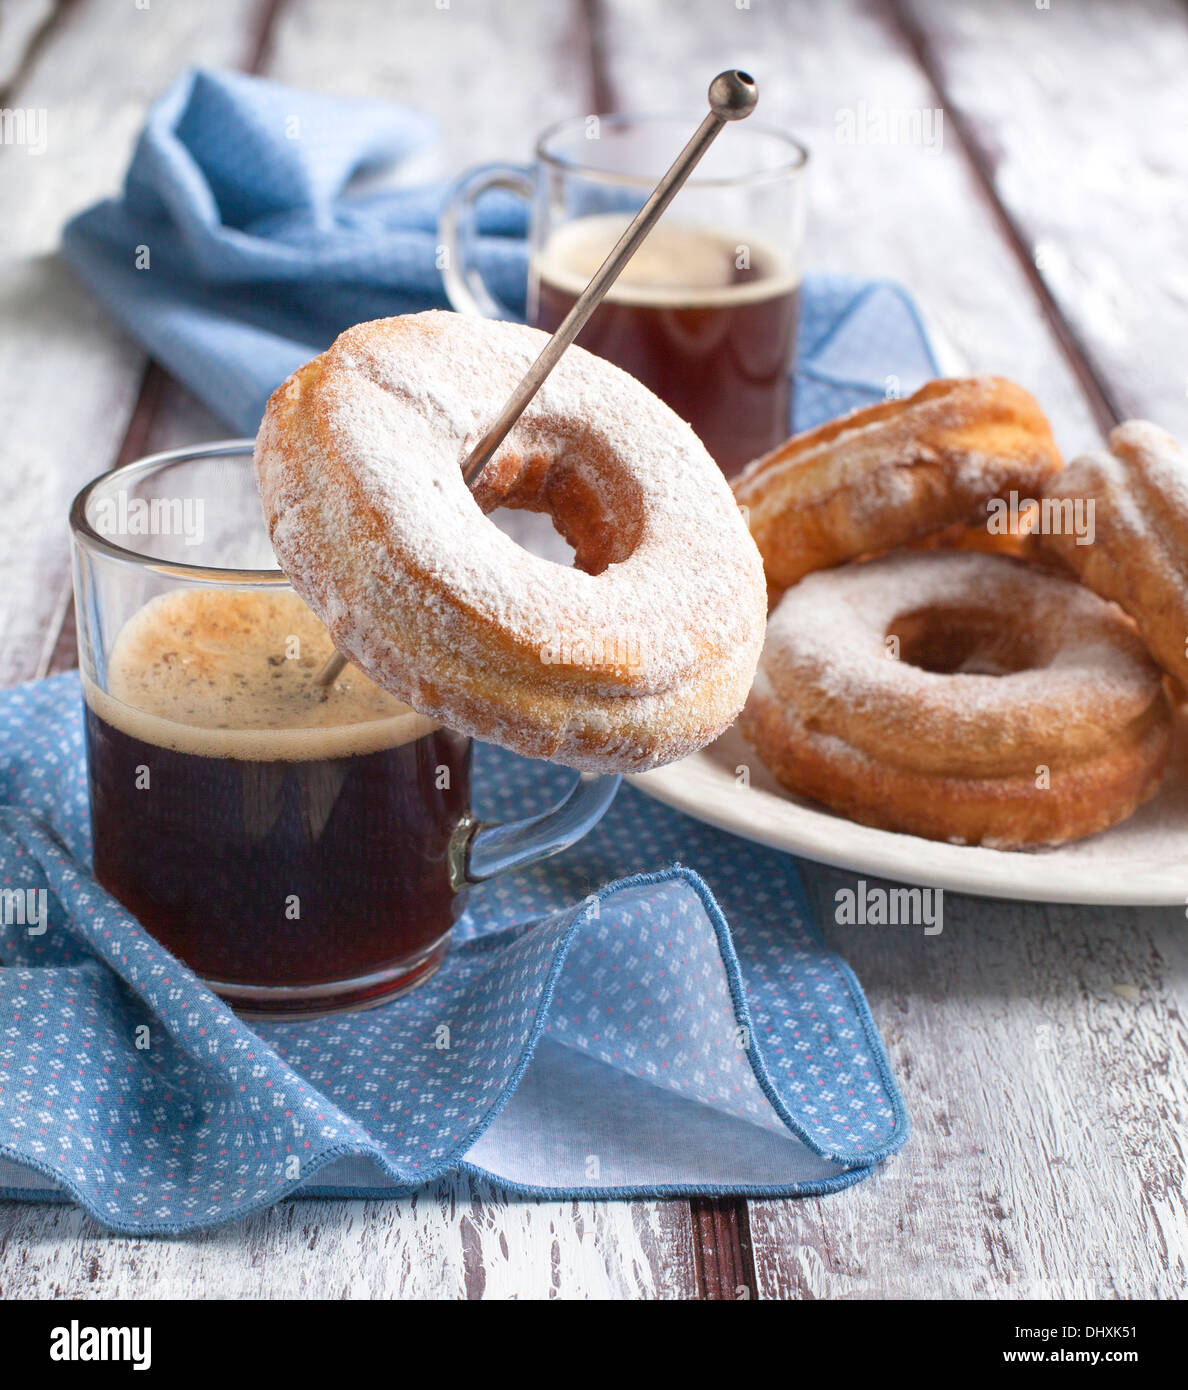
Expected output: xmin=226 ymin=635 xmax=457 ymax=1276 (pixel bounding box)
xmin=708 ymin=70 xmax=758 ymax=120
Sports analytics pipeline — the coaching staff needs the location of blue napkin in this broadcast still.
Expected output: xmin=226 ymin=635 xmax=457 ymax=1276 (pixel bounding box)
xmin=0 ymin=675 xmax=907 ymax=1231
xmin=0 ymin=67 xmax=939 ymax=1232
xmin=62 ymin=67 xmax=938 ymax=435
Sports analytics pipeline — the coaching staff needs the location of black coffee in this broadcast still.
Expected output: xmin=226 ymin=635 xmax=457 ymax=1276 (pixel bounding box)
xmin=531 ymin=216 xmax=799 ymax=476
xmin=84 ymin=588 xmax=470 ymax=1006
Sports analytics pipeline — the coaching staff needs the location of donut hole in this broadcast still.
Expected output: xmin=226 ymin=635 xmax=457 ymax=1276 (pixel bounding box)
xmin=481 ymin=426 xmax=646 ymax=576
xmin=488 ymin=507 xmax=576 ymax=566
xmin=889 ymin=605 xmax=1036 ymax=677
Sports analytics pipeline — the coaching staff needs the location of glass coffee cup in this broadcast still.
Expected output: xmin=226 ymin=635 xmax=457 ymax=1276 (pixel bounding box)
xmin=440 ymin=112 xmax=808 ymax=476
xmin=69 ymin=442 xmax=619 ymax=1019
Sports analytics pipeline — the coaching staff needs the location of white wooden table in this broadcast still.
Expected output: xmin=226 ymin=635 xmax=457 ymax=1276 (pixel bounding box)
xmin=0 ymin=0 xmax=1184 ymax=1299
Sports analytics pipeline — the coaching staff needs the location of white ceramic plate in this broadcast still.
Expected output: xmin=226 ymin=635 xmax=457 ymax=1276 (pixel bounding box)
xmin=628 ymin=715 xmax=1188 ymax=906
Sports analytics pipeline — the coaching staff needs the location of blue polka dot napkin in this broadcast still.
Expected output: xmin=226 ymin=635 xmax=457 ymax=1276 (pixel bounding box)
xmin=0 ymin=674 xmax=907 ymax=1231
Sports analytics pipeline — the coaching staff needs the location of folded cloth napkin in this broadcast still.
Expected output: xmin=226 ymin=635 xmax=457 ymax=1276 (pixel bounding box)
xmin=0 ymin=67 xmax=936 ymax=1232
xmin=1 ymin=675 xmax=907 ymax=1232
xmin=62 ymin=67 xmax=938 ymax=435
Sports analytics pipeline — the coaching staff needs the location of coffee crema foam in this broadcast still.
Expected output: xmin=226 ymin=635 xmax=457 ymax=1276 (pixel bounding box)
xmin=532 ymin=213 xmax=799 ymax=308
xmin=84 ymin=588 xmax=437 ymax=761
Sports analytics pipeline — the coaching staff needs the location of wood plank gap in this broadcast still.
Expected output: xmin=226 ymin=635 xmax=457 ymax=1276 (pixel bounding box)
xmin=690 ymin=1195 xmax=757 ymax=1300
xmin=884 ymin=0 xmax=1122 ymax=433
xmin=39 ymin=584 xmax=77 ymax=679
xmin=579 ymin=0 xmax=616 ymax=115
xmin=112 ymin=360 xmax=170 ymax=467
xmin=0 ymin=0 xmax=75 ymax=107
xmin=244 ymin=0 xmax=288 ymax=74
xmin=32 ymin=577 xmax=73 ymax=681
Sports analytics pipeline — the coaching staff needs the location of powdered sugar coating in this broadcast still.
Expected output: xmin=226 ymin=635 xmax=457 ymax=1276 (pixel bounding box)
xmin=733 ymin=376 xmax=1063 ymax=594
xmin=740 ymin=550 xmax=1171 ymax=847
xmin=1040 ymin=419 xmax=1188 ymax=686
xmin=1048 ymin=425 xmax=1188 ymax=552
xmin=255 ymin=311 xmax=767 ymax=772
xmin=754 ymin=551 xmax=1165 ymax=770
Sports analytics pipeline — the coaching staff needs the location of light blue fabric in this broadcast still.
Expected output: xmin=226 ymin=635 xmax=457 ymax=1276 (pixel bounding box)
xmin=62 ymin=67 xmax=937 ymax=434
xmin=0 ymin=68 xmax=944 ymax=1231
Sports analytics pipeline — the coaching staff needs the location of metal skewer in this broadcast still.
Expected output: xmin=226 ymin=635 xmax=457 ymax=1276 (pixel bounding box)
xmin=315 ymin=69 xmax=759 ymax=690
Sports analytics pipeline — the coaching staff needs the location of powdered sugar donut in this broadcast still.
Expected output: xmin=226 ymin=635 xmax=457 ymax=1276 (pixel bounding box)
xmin=1039 ymin=420 xmax=1188 ymax=689
xmin=733 ymin=377 xmax=1063 ymax=597
xmin=255 ymin=311 xmax=767 ymax=773
xmin=741 ymin=550 xmax=1171 ymax=848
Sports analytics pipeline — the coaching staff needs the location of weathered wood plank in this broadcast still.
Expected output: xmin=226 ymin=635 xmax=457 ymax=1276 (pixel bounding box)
xmin=0 ymin=0 xmax=263 ymax=685
xmin=0 ymin=0 xmax=57 ymax=91
xmin=898 ymin=0 xmax=1188 ymax=436
xmin=267 ymin=0 xmax=593 ymax=167
xmin=752 ymin=869 xmax=1188 ymax=1299
xmin=0 ymin=1177 xmax=698 ymax=1299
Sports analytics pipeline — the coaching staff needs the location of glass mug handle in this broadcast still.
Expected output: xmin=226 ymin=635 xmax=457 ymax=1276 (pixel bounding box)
xmin=451 ymin=772 xmax=621 ymax=888
xmin=439 ymin=163 xmax=535 ymax=319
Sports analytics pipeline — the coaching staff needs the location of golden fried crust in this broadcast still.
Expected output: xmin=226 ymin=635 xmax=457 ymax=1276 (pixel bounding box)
xmin=733 ymin=377 xmax=1063 ymax=597
xmin=908 ymin=519 xmax=1038 ymax=559
xmin=740 ymin=552 xmax=1172 ymax=848
xmin=1039 ymin=420 xmax=1188 ymax=689
xmin=254 ymin=311 xmax=767 ymax=774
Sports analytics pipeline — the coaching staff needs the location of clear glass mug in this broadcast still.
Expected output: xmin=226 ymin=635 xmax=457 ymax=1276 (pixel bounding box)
xmin=440 ymin=112 xmax=809 ymax=476
xmin=69 ymin=442 xmax=619 ymax=1019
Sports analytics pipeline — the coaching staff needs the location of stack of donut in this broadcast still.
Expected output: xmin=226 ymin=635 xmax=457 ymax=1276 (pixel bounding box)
xmin=734 ymin=378 xmax=1187 ymax=848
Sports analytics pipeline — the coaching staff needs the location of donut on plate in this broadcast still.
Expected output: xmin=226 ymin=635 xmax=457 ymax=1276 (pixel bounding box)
xmin=1038 ymin=419 xmax=1188 ymax=690
xmin=740 ymin=550 xmax=1171 ymax=848
xmin=255 ymin=311 xmax=767 ymax=774
xmin=733 ymin=377 xmax=1063 ymax=597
